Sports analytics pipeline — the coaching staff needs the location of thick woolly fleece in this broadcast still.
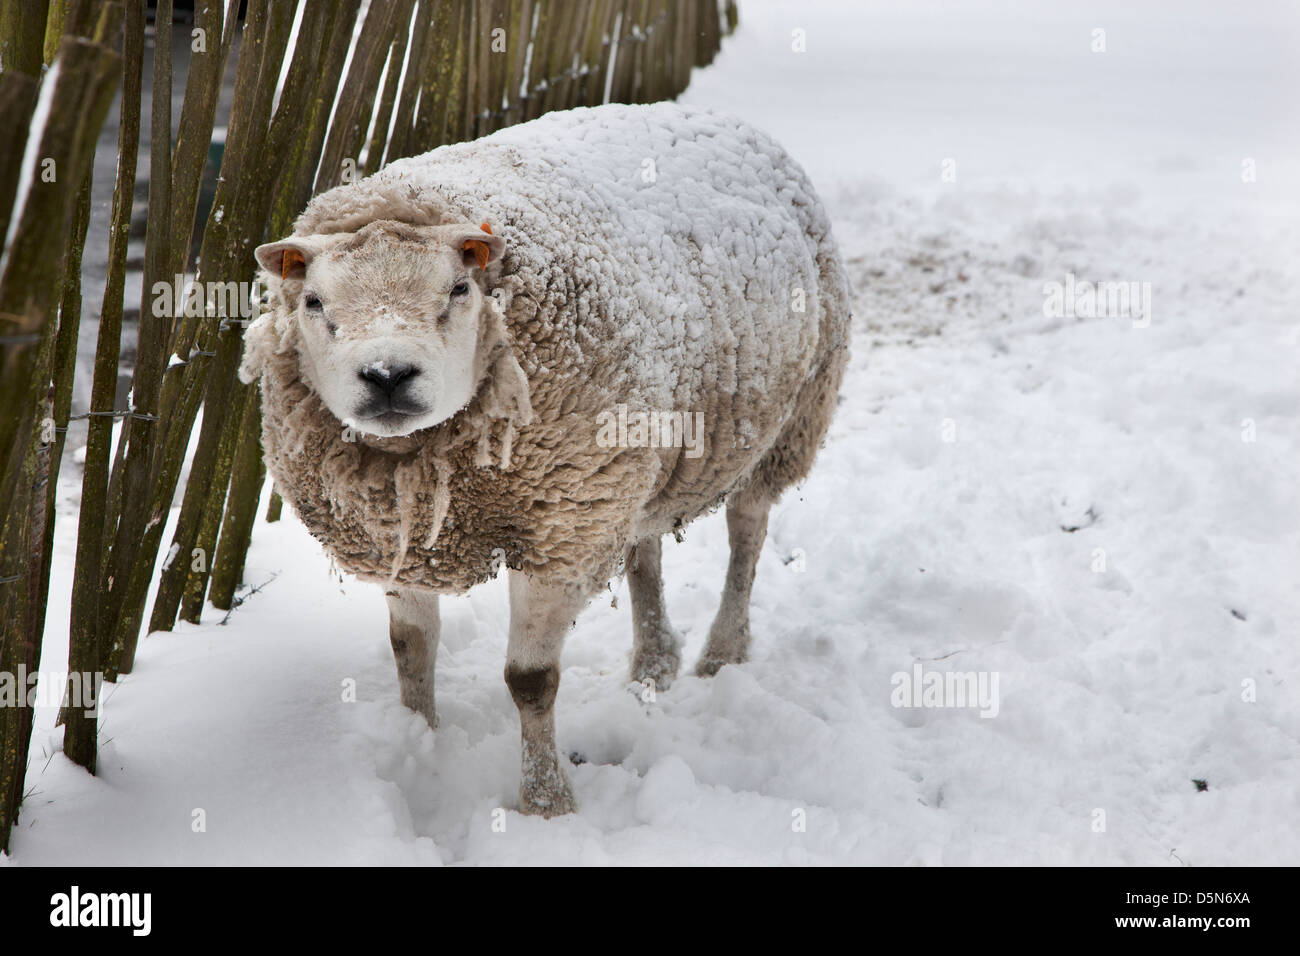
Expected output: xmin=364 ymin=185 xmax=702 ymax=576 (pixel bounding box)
xmin=240 ymin=102 xmax=851 ymax=594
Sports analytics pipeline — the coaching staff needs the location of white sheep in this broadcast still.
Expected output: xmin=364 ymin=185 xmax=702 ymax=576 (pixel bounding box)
xmin=241 ymin=102 xmax=851 ymax=816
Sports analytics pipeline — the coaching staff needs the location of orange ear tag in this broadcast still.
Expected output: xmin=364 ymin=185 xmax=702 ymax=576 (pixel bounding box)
xmin=462 ymin=223 xmax=494 ymax=270
xmin=281 ymin=248 xmax=306 ymax=279
xmin=462 ymin=239 xmax=490 ymax=270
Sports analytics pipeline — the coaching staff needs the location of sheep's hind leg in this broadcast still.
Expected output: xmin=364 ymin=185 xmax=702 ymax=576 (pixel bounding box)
xmin=695 ymin=486 xmax=772 ymax=677
xmin=385 ymin=587 xmax=441 ymax=728
xmin=627 ymin=535 xmax=682 ymax=691
xmin=505 ymin=572 xmax=589 ymax=817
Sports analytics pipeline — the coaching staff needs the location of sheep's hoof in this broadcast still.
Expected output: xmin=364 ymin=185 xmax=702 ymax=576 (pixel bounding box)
xmin=401 ymin=695 xmax=438 ymax=730
xmin=694 ymin=652 xmax=745 ymax=678
xmin=631 ymin=645 xmax=681 ymax=692
xmin=695 ymin=657 xmax=726 ymax=678
xmin=520 ymin=782 xmax=577 ymax=818
xmin=695 ymin=627 xmax=750 ymax=678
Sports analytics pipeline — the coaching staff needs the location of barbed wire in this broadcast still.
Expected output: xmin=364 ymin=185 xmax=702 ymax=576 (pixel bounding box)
xmin=49 ymin=408 xmax=162 ymax=435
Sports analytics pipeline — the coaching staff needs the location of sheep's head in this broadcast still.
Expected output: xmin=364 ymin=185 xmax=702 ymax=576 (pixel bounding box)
xmin=253 ymin=219 xmax=506 ymax=439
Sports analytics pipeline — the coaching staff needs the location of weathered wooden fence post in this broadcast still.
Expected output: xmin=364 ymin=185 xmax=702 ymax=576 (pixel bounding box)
xmin=0 ymin=0 xmax=122 ymax=853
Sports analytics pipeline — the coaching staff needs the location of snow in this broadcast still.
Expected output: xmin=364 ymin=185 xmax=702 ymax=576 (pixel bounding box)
xmin=316 ymin=0 xmax=373 ymax=188
xmin=271 ymin=0 xmax=308 ymax=116
xmin=0 ymin=58 xmax=60 ymax=277
xmin=5 ymin=0 xmax=1299 ymax=865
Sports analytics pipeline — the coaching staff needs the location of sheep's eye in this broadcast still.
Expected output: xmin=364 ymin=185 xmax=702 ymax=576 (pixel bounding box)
xmin=303 ymin=293 xmax=322 ymax=311
xmin=450 ymin=281 xmax=470 ymax=298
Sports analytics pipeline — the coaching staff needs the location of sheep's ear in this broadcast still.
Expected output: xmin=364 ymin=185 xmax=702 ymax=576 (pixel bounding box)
xmin=452 ymin=222 xmax=505 ymax=271
xmin=255 ymin=235 xmax=336 ymax=281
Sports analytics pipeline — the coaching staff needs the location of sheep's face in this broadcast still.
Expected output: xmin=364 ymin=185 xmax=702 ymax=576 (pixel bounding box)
xmin=255 ymin=221 xmax=505 ymax=438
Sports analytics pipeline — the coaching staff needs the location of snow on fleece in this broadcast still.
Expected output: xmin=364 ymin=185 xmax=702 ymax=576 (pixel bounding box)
xmin=243 ymin=102 xmax=850 ymax=593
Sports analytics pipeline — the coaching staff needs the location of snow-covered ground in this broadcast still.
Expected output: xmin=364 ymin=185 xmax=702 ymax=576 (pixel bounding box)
xmin=7 ymin=0 xmax=1299 ymax=865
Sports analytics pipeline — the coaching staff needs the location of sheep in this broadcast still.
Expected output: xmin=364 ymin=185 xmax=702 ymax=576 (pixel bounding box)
xmin=240 ymin=102 xmax=852 ymax=816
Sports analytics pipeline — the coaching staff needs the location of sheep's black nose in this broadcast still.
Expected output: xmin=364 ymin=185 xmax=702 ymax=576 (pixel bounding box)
xmin=358 ymin=362 xmax=417 ymax=396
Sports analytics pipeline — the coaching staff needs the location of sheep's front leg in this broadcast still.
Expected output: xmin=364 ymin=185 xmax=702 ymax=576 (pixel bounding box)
xmin=505 ymin=571 xmax=588 ymax=817
xmin=696 ymin=487 xmax=772 ymax=677
xmin=627 ymin=535 xmax=682 ymax=691
xmin=385 ymin=587 xmax=440 ymax=728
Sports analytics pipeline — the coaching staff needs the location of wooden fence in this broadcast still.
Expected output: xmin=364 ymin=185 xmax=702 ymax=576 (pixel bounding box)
xmin=0 ymin=0 xmax=735 ymax=853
